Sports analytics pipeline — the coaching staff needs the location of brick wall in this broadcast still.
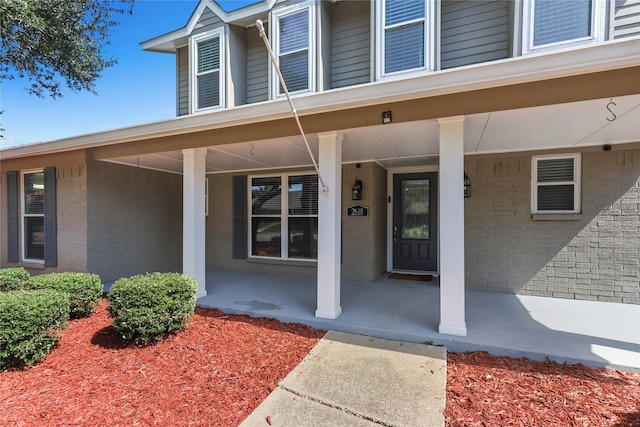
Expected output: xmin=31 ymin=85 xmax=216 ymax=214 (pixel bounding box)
xmin=0 ymin=152 xmax=88 ymax=274
xmin=465 ymin=145 xmax=640 ymax=304
xmin=206 ymin=163 xmax=387 ymax=281
xmin=86 ymin=160 xmax=183 ymax=282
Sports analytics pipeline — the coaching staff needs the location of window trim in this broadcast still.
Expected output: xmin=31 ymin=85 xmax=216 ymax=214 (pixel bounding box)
xmin=270 ymin=1 xmax=316 ymax=99
xmin=531 ymin=154 xmax=581 ymax=214
xmin=21 ymin=169 xmax=46 ymax=264
xmin=248 ymin=171 xmax=318 ymax=262
xmin=375 ymin=0 xmax=435 ymax=80
xmin=522 ymin=0 xmax=605 ymax=54
xmin=189 ymin=28 xmax=225 ymax=113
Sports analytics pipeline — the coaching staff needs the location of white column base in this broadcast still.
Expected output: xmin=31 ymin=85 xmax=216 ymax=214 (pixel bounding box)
xmin=315 ymin=307 xmax=343 ymax=319
xmin=439 ymin=324 xmax=468 ymax=337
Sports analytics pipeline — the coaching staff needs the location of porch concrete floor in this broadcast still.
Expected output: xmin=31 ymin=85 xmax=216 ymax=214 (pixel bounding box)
xmin=197 ymin=269 xmax=640 ymax=371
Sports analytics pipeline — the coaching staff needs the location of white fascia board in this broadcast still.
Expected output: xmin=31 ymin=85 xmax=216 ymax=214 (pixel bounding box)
xmin=2 ymin=37 xmax=639 ymax=160
xmin=141 ymin=0 xmax=277 ymax=52
xmin=140 ymin=27 xmax=189 ymax=53
xmin=189 ymin=0 xmax=276 ymax=28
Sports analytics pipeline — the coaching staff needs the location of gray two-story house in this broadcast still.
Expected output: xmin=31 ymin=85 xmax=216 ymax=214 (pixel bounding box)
xmin=2 ymin=0 xmax=639 ymax=337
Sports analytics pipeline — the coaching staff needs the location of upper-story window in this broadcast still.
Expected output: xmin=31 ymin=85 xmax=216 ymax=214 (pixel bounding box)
xmin=271 ymin=2 xmax=315 ymax=97
xmin=190 ymin=28 xmax=225 ymax=112
xmin=523 ymin=0 xmax=605 ymax=54
xmin=377 ymin=0 xmax=435 ymax=79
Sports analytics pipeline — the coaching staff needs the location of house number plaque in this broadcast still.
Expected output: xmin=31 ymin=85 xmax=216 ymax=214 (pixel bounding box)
xmin=347 ymin=205 xmax=369 ymax=217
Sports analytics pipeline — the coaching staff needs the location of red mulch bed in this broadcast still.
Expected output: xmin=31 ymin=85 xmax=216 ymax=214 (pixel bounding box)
xmin=1 ymin=299 xmax=639 ymax=426
xmin=446 ymin=352 xmax=640 ymax=427
xmin=0 ymin=299 xmax=324 ymax=426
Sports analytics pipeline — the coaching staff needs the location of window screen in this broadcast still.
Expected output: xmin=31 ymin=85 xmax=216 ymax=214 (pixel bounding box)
xmin=278 ymin=9 xmax=309 ymax=93
xmin=534 ymin=156 xmax=579 ymax=213
xmin=533 ymin=0 xmax=592 ymax=47
xmin=196 ymin=36 xmax=220 ymax=109
xmin=287 ymin=175 xmax=318 ymax=259
xmin=250 ymin=174 xmax=318 ymax=260
xmin=23 ymin=171 xmax=45 ymax=261
xmin=384 ymin=0 xmax=425 ymax=74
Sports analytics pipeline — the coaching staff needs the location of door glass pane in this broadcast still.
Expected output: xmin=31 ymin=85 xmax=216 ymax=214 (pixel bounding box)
xmin=401 ymin=179 xmax=429 ymax=239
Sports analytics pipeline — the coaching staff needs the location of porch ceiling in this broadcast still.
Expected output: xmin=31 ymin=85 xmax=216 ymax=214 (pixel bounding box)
xmin=104 ymin=94 xmax=640 ymax=174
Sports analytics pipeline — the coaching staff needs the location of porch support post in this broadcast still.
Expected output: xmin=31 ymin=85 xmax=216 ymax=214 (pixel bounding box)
xmin=182 ymin=147 xmax=208 ymax=299
xmin=438 ymin=116 xmax=467 ymax=336
xmin=316 ymin=131 xmax=343 ymax=319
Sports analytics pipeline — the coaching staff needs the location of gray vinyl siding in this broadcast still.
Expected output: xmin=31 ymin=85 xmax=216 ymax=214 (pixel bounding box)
xmin=441 ymin=0 xmax=509 ymax=70
xmin=192 ymin=7 xmax=223 ymax=36
xmin=613 ymin=0 xmax=640 ymax=39
xmin=246 ymin=24 xmax=269 ymax=104
xmin=229 ymin=24 xmax=247 ymax=107
xmin=177 ymin=47 xmax=189 ymax=116
xmin=330 ymin=0 xmax=371 ymax=89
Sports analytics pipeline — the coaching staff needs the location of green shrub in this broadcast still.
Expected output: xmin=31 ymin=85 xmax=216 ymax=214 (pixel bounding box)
xmin=0 ymin=290 xmax=70 ymax=370
xmin=27 ymin=272 xmax=103 ymax=319
xmin=108 ymin=273 xmax=197 ymax=344
xmin=0 ymin=267 xmax=30 ymax=292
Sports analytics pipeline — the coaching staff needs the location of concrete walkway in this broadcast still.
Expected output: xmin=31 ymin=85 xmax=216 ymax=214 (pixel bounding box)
xmin=240 ymin=331 xmax=447 ymax=427
xmin=198 ymin=269 xmax=640 ymax=371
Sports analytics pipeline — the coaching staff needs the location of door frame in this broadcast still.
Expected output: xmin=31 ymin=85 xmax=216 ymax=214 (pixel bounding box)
xmin=386 ymin=165 xmax=439 ymax=274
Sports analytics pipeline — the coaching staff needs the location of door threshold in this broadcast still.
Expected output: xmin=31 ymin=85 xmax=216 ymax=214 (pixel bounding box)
xmin=390 ymin=270 xmax=439 ymax=277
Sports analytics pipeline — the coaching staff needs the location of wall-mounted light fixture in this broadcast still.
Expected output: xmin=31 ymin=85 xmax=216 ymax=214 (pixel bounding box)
xmin=382 ymin=111 xmax=392 ymax=124
xmin=464 ymin=173 xmax=471 ymax=198
xmin=352 ymin=178 xmax=363 ymax=200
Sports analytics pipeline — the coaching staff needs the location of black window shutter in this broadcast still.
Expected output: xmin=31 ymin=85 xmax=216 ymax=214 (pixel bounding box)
xmin=43 ymin=167 xmax=57 ymax=267
xmin=232 ymin=175 xmax=248 ymax=259
xmin=6 ymin=171 xmax=19 ymax=262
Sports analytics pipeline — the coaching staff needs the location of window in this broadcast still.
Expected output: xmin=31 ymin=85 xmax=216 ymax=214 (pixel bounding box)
xmin=532 ymin=154 xmax=581 ymax=214
xmin=271 ymin=3 xmax=314 ymax=97
xmin=523 ymin=0 xmax=604 ymax=53
xmin=22 ymin=171 xmax=45 ymax=261
xmin=377 ymin=0 xmax=434 ymax=78
xmin=6 ymin=168 xmax=56 ymax=265
xmin=250 ymin=174 xmax=318 ymax=260
xmin=190 ymin=29 xmax=224 ymax=112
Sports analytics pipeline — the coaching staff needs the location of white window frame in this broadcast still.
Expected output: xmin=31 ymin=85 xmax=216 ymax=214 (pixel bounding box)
xmin=270 ymin=1 xmax=316 ymax=99
xmin=21 ymin=169 xmax=46 ymax=264
xmin=531 ymin=154 xmax=581 ymax=214
xmin=522 ymin=0 xmax=605 ymax=54
xmin=375 ymin=0 xmax=435 ymax=80
xmin=190 ymin=28 xmax=225 ymax=113
xmin=248 ymin=172 xmax=318 ymax=262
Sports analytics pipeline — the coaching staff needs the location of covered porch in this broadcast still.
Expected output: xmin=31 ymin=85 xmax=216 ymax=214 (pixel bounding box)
xmin=197 ymin=269 xmax=640 ymax=371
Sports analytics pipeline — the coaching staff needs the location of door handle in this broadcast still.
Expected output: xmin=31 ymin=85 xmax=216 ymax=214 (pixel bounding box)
xmin=393 ymin=225 xmax=398 ymax=242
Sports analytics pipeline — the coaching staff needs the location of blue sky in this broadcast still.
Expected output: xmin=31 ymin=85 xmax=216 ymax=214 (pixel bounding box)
xmin=1 ymin=0 xmax=261 ymax=148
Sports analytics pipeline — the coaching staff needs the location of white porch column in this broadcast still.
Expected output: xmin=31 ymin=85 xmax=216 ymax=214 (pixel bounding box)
xmin=438 ymin=116 xmax=467 ymax=336
xmin=316 ymin=131 xmax=343 ymax=319
xmin=183 ymin=147 xmax=207 ymax=298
